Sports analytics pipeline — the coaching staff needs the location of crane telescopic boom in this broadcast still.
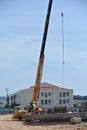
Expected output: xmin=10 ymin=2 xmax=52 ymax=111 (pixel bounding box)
xmin=32 ymin=0 xmax=53 ymax=104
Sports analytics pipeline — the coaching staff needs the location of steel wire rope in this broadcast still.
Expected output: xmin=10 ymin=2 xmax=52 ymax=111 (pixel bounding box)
xmin=61 ymin=0 xmax=65 ymax=89
xmin=61 ymin=12 xmax=65 ymax=88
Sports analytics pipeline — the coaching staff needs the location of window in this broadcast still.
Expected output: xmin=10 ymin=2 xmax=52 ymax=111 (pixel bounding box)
xmin=67 ymin=99 xmax=69 ymax=104
xmin=11 ymin=102 xmax=13 ymax=105
xmin=45 ymin=100 xmax=47 ymax=104
xmin=66 ymin=92 xmax=69 ymax=96
xmin=59 ymin=99 xmax=62 ymax=104
xmin=14 ymin=101 xmax=16 ymax=104
xmin=48 ymin=100 xmax=51 ymax=104
xmin=41 ymin=92 xmax=51 ymax=97
xmin=41 ymin=92 xmax=44 ymax=96
xmin=63 ymin=99 xmax=66 ymax=104
xmin=59 ymin=92 xmax=62 ymax=97
xmin=63 ymin=92 xmax=66 ymax=97
xmin=48 ymin=92 xmax=51 ymax=96
xmin=45 ymin=92 xmax=48 ymax=97
xmin=41 ymin=100 xmax=44 ymax=105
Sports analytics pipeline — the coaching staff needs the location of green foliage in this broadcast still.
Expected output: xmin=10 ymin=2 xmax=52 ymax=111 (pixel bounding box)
xmin=4 ymin=104 xmax=12 ymax=108
xmin=74 ymin=104 xmax=77 ymax=107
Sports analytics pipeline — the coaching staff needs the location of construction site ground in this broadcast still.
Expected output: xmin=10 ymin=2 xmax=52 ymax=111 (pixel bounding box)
xmin=0 ymin=114 xmax=87 ymax=130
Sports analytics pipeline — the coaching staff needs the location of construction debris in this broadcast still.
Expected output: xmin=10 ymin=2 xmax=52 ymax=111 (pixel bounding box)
xmin=70 ymin=117 xmax=81 ymax=124
xmin=23 ymin=112 xmax=87 ymax=125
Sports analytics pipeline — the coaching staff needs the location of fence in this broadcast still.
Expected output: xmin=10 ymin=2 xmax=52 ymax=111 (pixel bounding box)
xmin=0 ymin=108 xmax=14 ymax=114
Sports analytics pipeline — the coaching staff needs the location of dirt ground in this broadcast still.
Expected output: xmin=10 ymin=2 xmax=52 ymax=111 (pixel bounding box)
xmin=0 ymin=114 xmax=87 ymax=130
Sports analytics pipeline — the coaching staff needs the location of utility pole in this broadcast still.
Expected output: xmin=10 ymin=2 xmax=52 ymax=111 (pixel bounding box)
xmin=6 ymin=88 xmax=9 ymax=105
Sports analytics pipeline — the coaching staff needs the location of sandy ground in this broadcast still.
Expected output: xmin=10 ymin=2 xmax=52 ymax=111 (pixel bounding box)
xmin=0 ymin=114 xmax=87 ymax=130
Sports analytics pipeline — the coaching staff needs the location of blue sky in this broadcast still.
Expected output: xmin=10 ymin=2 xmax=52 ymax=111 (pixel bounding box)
xmin=0 ymin=0 xmax=87 ymax=96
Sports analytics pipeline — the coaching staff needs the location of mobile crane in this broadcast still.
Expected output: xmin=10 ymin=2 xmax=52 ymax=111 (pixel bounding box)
xmin=31 ymin=0 xmax=53 ymax=112
xmin=12 ymin=0 xmax=53 ymax=120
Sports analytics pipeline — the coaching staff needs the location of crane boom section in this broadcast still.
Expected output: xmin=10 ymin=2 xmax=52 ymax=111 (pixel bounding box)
xmin=40 ymin=0 xmax=53 ymax=57
xmin=32 ymin=56 xmax=44 ymax=103
xmin=32 ymin=0 xmax=53 ymax=104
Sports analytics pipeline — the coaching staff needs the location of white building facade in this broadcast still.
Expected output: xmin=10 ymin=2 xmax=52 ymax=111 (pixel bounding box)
xmin=9 ymin=82 xmax=73 ymax=110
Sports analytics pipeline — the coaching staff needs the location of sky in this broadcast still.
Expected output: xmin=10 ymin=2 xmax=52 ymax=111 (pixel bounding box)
xmin=0 ymin=0 xmax=87 ymax=96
